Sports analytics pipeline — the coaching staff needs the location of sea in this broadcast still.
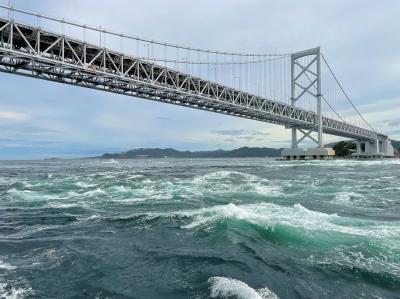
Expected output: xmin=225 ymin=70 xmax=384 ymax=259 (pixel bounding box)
xmin=0 ymin=158 xmax=399 ymax=299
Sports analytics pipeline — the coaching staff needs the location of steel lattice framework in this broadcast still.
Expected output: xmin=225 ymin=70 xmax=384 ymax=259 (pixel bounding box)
xmin=0 ymin=18 xmax=388 ymax=141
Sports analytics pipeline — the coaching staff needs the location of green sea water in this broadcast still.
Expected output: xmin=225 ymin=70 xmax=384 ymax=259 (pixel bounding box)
xmin=0 ymin=158 xmax=400 ymax=298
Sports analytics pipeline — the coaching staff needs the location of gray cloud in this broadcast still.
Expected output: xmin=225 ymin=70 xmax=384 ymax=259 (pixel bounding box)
xmin=224 ymin=138 xmax=236 ymax=143
xmin=211 ymin=129 xmax=269 ymax=137
xmin=385 ymin=119 xmax=400 ymax=127
xmin=0 ymin=124 xmax=64 ymax=138
xmin=155 ymin=116 xmax=173 ymax=122
xmin=211 ymin=129 xmax=248 ymax=136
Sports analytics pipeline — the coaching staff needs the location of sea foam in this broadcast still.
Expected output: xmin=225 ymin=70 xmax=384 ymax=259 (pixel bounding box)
xmin=0 ymin=260 xmax=16 ymax=271
xmin=0 ymin=281 xmax=33 ymax=299
xmin=208 ymin=276 xmax=278 ymax=299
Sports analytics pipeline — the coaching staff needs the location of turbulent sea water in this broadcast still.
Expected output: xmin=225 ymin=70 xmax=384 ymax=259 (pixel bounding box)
xmin=0 ymin=158 xmax=400 ymax=299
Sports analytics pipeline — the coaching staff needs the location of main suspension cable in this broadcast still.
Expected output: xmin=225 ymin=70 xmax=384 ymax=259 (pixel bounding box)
xmin=321 ymin=53 xmax=375 ymax=132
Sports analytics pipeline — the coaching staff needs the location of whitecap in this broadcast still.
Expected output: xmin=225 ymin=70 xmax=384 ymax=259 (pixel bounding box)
xmin=115 ymin=198 xmax=147 ymax=204
xmin=0 ymin=281 xmax=34 ymax=299
xmin=305 ymin=245 xmax=400 ymax=277
xmin=0 ymin=260 xmax=16 ymax=271
xmin=191 ymin=171 xmax=281 ymax=197
xmin=179 ymin=202 xmax=400 ymax=240
xmin=253 ymin=183 xmax=281 ymax=196
xmin=208 ymin=276 xmax=278 ymax=299
xmin=129 ymin=174 xmax=143 ymax=179
xmin=111 ymin=185 xmax=130 ymax=193
xmin=334 ymin=192 xmax=365 ymax=204
xmin=88 ymin=214 xmax=100 ymax=220
xmin=6 ymin=189 xmax=33 ymax=195
xmin=75 ymin=181 xmax=97 ymax=188
xmin=193 ymin=171 xmax=261 ymax=184
xmin=82 ymin=188 xmax=106 ymax=197
xmin=46 ymin=203 xmax=81 ymax=209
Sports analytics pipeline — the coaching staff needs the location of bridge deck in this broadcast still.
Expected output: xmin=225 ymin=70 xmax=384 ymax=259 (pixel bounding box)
xmin=0 ymin=18 xmax=386 ymax=141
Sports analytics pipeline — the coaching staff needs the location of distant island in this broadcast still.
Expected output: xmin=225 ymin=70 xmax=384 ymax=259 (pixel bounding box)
xmin=99 ymin=140 xmax=400 ymax=159
xmin=100 ymin=147 xmax=283 ymax=159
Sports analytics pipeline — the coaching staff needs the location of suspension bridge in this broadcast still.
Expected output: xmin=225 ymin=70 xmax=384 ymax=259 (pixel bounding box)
xmin=0 ymin=6 xmax=394 ymax=159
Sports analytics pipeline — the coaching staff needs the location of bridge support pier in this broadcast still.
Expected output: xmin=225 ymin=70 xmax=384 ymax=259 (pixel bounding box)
xmin=351 ymin=138 xmax=395 ymax=159
xmin=281 ymin=147 xmax=335 ymax=160
xmin=383 ymin=138 xmax=395 ymax=157
xmin=355 ymin=141 xmax=361 ymax=154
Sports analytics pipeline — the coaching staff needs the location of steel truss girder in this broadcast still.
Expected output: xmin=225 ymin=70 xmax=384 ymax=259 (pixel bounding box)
xmin=0 ymin=17 xmax=386 ymax=141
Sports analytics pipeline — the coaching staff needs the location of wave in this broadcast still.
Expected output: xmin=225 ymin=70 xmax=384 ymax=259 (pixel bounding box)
xmin=81 ymin=188 xmax=106 ymax=197
xmin=181 ymin=202 xmax=400 ymax=239
xmin=75 ymin=181 xmax=98 ymax=188
xmin=0 ymin=281 xmax=33 ymax=299
xmin=333 ymin=192 xmax=366 ymax=204
xmin=45 ymin=202 xmax=84 ymax=209
xmin=82 ymin=171 xmax=281 ymax=203
xmin=2 ymin=170 xmax=282 ymax=208
xmin=103 ymin=201 xmax=400 ymax=246
xmin=283 ymin=159 xmax=400 ymax=167
xmin=6 ymin=188 xmax=33 ymax=195
xmin=5 ymin=187 xmax=79 ymax=199
xmin=305 ymin=245 xmax=400 ymax=288
xmin=331 ymin=190 xmax=399 ymax=210
xmin=208 ymin=276 xmax=278 ymax=299
xmin=0 ymin=260 xmax=16 ymax=271
xmin=191 ymin=171 xmax=281 ymax=196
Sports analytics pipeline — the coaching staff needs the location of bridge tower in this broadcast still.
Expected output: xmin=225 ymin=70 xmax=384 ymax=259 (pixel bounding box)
xmin=281 ymin=47 xmax=335 ymax=160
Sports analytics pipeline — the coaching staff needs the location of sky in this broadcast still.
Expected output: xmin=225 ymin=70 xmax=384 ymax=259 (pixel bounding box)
xmin=0 ymin=0 xmax=400 ymax=159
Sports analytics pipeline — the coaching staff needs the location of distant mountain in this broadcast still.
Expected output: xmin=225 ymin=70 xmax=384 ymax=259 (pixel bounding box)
xmin=100 ymin=146 xmax=283 ymax=159
xmin=99 ymin=139 xmax=400 ymax=159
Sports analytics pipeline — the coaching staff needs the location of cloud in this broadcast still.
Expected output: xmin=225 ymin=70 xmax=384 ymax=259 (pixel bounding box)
xmin=156 ymin=116 xmax=173 ymax=121
xmin=224 ymin=138 xmax=236 ymax=143
xmin=0 ymin=111 xmax=29 ymax=122
xmin=211 ymin=129 xmax=248 ymax=136
xmin=385 ymin=119 xmax=400 ymax=127
xmin=211 ymin=129 xmax=269 ymax=137
xmin=209 ymin=128 xmax=271 ymax=144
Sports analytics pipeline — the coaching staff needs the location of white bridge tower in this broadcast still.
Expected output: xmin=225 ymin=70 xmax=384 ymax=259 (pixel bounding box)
xmin=281 ymin=47 xmax=335 ymax=160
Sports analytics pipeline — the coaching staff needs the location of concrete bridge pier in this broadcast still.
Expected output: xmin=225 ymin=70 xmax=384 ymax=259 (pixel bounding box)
xmin=351 ymin=138 xmax=395 ymax=159
xmin=375 ymin=139 xmax=380 ymax=153
xmin=382 ymin=138 xmax=395 ymax=157
xmin=355 ymin=140 xmax=361 ymax=154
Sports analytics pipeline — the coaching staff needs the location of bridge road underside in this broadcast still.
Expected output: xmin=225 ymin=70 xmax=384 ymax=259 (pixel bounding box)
xmin=0 ymin=17 xmax=392 ymax=159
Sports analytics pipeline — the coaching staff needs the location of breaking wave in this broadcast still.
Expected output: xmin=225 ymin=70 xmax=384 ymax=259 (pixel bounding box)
xmin=180 ymin=202 xmax=400 ymax=240
xmin=208 ymin=276 xmax=278 ymax=299
xmin=0 ymin=260 xmax=16 ymax=271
